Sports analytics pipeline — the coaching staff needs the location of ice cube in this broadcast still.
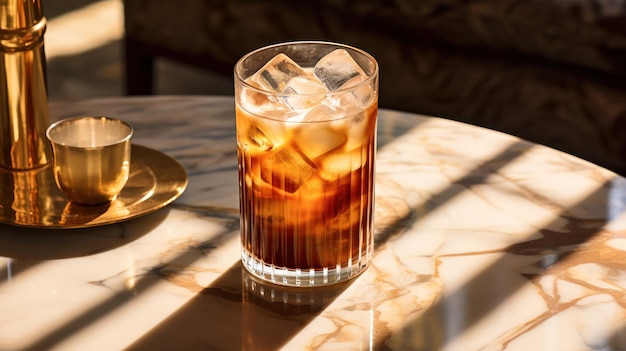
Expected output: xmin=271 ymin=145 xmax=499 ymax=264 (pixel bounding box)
xmin=314 ymin=49 xmax=367 ymax=91
xmin=238 ymin=112 xmax=289 ymax=153
xmin=322 ymin=92 xmax=359 ymax=115
xmin=321 ymin=83 xmax=376 ymax=119
xmin=343 ymin=110 xmax=374 ymax=151
xmin=286 ymin=103 xmax=333 ymax=123
xmin=295 ymin=121 xmax=346 ymax=159
xmin=261 ymin=146 xmax=317 ymax=193
xmin=302 ymin=104 xmax=334 ymax=122
xmin=247 ymin=124 xmax=274 ymax=151
xmin=318 ymin=149 xmax=364 ymax=180
xmin=286 ymin=113 xmax=305 ymax=123
xmin=350 ymin=82 xmax=376 ymax=107
xmin=250 ymin=53 xmax=307 ymax=92
xmin=298 ymin=175 xmax=326 ymax=194
xmin=239 ymin=79 xmax=291 ymax=119
xmin=283 ymin=75 xmax=326 ymax=110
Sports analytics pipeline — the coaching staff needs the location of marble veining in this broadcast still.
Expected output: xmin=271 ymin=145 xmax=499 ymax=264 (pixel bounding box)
xmin=0 ymin=96 xmax=625 ymax=350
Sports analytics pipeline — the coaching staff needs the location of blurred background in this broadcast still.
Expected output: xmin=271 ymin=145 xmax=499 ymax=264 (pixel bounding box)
xmin=43 ymin=0 xmax=626 ymax=176
xmin=45 ymin=0 xmax=232 ymax=102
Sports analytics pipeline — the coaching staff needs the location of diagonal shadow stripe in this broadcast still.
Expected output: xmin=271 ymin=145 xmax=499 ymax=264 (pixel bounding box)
xmin=373 ymin=166 xmax=626 ymax=347
xmin=375 ymin=140 xmax=535 ymax=246
xmin=123 ymin=260 xmax=356 ymax=350
xmin=19 ymin=207 xmax=240 ymax=351
xmin=0 ymin=209 xmax=168 ymax=287
xmin=121 ymin=140 xmax=541 ymax=350
xmin=18 ymin=138 xmax=531 ymax=350
xmin=377 ymin=183 xmax=617 ymax=350
xmin=16 ymin=127 xmax=624 ymax=350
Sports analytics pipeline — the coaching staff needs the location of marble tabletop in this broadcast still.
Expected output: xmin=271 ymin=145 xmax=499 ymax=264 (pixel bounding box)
xmin=1 ymin=95 xmax=625 ymax=351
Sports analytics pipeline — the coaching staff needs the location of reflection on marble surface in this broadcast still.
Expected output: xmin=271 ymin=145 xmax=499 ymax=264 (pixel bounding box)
xmin=0 ymin=96 xmax=625 ymax=350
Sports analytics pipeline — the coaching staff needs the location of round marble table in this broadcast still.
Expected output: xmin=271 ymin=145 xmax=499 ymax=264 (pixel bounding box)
xmin=1 ymin=96 xmax=625 ymax=351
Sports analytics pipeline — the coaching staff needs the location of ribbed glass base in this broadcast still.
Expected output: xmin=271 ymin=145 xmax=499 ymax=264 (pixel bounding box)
xmin=241 ymin=249 xmax=371 ymax=287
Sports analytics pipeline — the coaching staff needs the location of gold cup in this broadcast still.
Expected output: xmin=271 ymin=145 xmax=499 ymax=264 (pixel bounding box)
xmin=46 ymin=116 xmax=133 ymax=206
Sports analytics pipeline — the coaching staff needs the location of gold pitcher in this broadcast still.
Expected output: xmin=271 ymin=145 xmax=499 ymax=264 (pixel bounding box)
xmin=0 ymin=0 xmax=50 ymax=170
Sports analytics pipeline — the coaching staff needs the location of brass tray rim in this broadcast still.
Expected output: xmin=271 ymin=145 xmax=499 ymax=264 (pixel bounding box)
xmin=0 ymin=144 xmax=188 ymax=229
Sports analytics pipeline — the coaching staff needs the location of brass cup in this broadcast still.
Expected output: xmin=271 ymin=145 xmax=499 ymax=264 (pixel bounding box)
xmin=46 ymin=116 xmax=133 ymax=206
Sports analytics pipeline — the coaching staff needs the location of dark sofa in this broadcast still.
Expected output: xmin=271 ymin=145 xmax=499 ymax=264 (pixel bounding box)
xmin=123 ymin=0 xmax=626 ymax=176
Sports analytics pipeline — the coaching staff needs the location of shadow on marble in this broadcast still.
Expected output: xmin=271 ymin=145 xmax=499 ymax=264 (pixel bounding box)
xmin=7 ymin=109 xmax=626 ymax=349
xmin=0 ymin=208 xmax=170 ymax=260
xmin=124 ymin=261 xmax=355 ymax=350
xmin=0 ymin=209 xmax=170 ymax=304
xmin=610 ymin=324 xmax=626 ymax=348
xmin=372 ymin=141 xmax=626 ymax=349
xmin=374 ymin=141 xmax=536 ymax=247
xmin=17 ymin=207 xmax=240 ymax=351
xmin=385 ymin=181 xmax=619 ymax=349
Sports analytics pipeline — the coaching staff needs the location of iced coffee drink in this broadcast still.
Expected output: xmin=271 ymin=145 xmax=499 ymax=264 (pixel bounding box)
xmin=234 ymin=42 xmax=378 ymax=286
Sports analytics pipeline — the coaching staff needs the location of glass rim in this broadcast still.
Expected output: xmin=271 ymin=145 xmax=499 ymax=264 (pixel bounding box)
xmin=46 ymin=116 xmax=133 ymax=149
xmin=234 ymin=40 xmax=379 ymax=96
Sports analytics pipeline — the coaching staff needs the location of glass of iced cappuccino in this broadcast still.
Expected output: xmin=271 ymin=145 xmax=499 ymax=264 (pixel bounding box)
xmin=234 ymin=41 xmax=378 ymax=287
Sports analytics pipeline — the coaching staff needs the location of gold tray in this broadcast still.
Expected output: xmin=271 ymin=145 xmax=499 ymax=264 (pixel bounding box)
xmin=0 ymin=144 xmax=188 ymax=229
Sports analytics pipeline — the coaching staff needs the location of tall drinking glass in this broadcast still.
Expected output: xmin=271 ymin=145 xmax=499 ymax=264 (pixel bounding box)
xmin=234 ymin=41 xmax=378 ymax=287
